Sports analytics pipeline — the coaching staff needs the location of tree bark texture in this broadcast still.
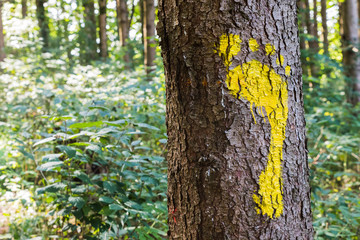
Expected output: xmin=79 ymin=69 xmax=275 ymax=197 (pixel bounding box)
xmin=83 ymin=0 xmax=97 ymax=62
xmin=0 ymin=2 xmax=5 ymax=62
xmin=98 ymin=0 xmax=108 ymax=59
xmin=158 ymin=0 xmax=314 ymax=239
xmin=116 ymin=0 xmax=130 ymax=63
xmin=342 ymin=0 xmax=360 ymax=104
xmin=36 ymin=0 xmax=50 ymax=51
xmin=143 ymin=0 xmax=155 ymax=76
xmin=321 ymin=0 xmax=328 ymax=55
xmin=21 ymin=0 xmax=27 ymax=18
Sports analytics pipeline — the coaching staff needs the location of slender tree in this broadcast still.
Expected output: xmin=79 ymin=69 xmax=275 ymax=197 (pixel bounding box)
xmin=83 ymin=0 xmax=97 ymax=62
xmin=98 ymin=0 xmax=108 ymax=59
xmin=298 ymin=0 xmax=309 ymax=75
xmin=313 ymin=0 xmax=320 ymax=51
xmin=158 ymin=0 xmax=314 ymax=238
xmin=0 ymin=1 xmax=5 ymax=62
xmin=143 ymin=0 xmax=155 ymax=76
xmin=304 ymin=0 xmax=319 ymax=77
xmin=321 ymin=0 xmax=328 ymax=55
xmin=342 ymin=0 xmax=360 ymax=104
xmin=21 ymin=0 xmax=27 ymax=18
xmin=116 ymin=0 xmax=130 ymax=63
xmin=36 ymin=0 xmax=50 ymax=51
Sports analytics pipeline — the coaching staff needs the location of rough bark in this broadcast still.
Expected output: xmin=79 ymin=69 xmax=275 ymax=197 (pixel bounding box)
xmin=21 ymin=0 xmax=27 ymax=18
xmin=321 ymin=0 xmax=328 ymax=55
xmin=116 ymin=0 xmax=130 ymax=63
xmin=342 ymin=0 xmax=360 ymax=104
xmin=83 ymin=0 xmax=98 ymax=62
xmin=143 ymin=0 xmax=155 ymax=76
xmin=98 ymin=0 xmax=108 ymax=59
xmin=158 ymin=0 xmax=314 ymax=239
xmin=36 ymin=0 xmax=50 ymax=51
xmin=0 ymin=2 xmax=5 ymax=62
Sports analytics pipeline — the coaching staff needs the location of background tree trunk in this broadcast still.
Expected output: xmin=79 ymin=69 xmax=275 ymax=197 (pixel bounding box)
xmin=98 ymin=0 xmax=108 ymax=59
xmin=298 ymin=0 xmax=309 ymax=75
xmin=158 ymin=0 xmax=314 ymax=239
xmin=313 ymin=0 xmax=320 ymax=51
xmin=321 ymin=0 xmax=329 ymax=55
xmin=309 ymin=0 xmax=319 ymax=77
xmin=0 ymin=2 xmax=5 ymax=62
xmin=143 ymin=0 xmax=155 ymax=77
xmin=36 ymin=0 xmax=50 ymax=51
xmin=116 ymin=0 xmax=130 ymax=63
xmin=140 ymin=0 xmax=144 ymax=47
xmin=21 ymin=0 xmax=27 ymax=18
xmin=343 ymin=0 xmax=360 ymax=104
xmin=83 ymin=0 xmax=97 ymax=62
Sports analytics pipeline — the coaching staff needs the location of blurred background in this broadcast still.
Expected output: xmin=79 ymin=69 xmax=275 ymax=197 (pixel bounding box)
xmin=0 ymin=0 xmax=359 ymax=239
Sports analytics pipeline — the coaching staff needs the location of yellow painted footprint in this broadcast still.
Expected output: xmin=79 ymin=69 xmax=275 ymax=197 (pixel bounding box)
xmin=216 ymin=34 xmax=290 ymax=219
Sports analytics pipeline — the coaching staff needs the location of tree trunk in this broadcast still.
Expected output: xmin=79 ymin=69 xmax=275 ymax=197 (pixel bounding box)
xmin=313 ymin=0 xmax=319 ymax=51
xmin=143 ymin=0 xmax=155 ymax=77
xmin=140 ymin=0 xmax=144 ymax=47
xmin=36 ymin=0 xmax=50 ymax=51
xmin=116 ymin=0 xmax=130 ymax=63
xmin=343 ymin=0 xmax=360 ymax=104
xmin=98 ymin=0 xmax=108 ymax=59
xmin=83 ymin=0 xmax=97 ymax=62
xmin=0 ymin=2 xmax=5 ymax=62
xmin=158 ymin=0 xmax=314 ymax=239
xmin=298 ymin=0 xmax=309 ymax=75
xmin=21 ymin=0 xmax=27 ymax=18
xmin=321 ymin=0 xmax=328 ymax=55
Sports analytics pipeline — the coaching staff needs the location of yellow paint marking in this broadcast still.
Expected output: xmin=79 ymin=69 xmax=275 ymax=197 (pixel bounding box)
xmin=216 ymin=34 xmax=242 ymax=67
xmin=249 ymin=38 xmax=259 ymax=52
xmin=276 ymin=55 xmax=284 ymax=66
xmin=265 ymin=43 xmax=276 ymax=55
xmin=216 ymin=34 xmax=289 ymax=219
xmin=285 ymin=66 xmax=291 ymax=76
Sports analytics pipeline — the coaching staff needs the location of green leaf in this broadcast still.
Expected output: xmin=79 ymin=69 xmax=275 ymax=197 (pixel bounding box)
xmin=124 ymin=201 xmax=142 ymax=210
xmin=33 ymin=137 xmax=56 ymax=147
xmin=37 ymin=161 xmax=64 ymax=171
xmin=103 ymin=181 xmax=117 ymax=194
xmin=69 ymin=121 xmax=103 ymax=129
xmin=103 ymin=119 xmax=127 ymax=127
xmin=74 ymin=170 xmax=91 ymax=184
xmin=42 ymin=153 xmax=63 ymax=162
xmin=99 ymin=196 xmax=114 ymax=204
xmin=69 ymin=197 xmax=86 ymax=209
xmin=131 ymin=140 xmax=141 ymax=146
xmin=85 ymin=144 xmax=102 ymax=154
xmin=36 ymin=183 xmax=67 ymax=194
xmin=134 ymin=123 xmax=160 ymax=131
xmin=109 ymin=203 xmax=124 ymax=211
xmin=57 ymin=145 xmax=76 ymax=158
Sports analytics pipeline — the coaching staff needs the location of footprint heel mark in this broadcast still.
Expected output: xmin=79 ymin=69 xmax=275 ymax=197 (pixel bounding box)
xmin=215 ymin=34 xmax=290 ymax=219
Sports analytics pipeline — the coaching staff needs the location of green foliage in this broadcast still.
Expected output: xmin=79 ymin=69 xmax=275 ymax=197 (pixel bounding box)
xmin=0 ymin=49 xmax=167 ymax=238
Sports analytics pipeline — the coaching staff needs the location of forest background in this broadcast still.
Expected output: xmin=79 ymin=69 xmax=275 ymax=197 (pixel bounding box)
xmin=0 ymin=0 xmax=359 ymax=239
